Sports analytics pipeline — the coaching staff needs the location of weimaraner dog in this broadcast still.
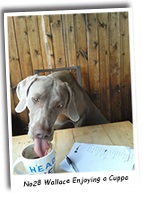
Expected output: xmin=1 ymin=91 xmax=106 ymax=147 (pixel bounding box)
xmin=15 ymin=71 xmax=108 ymax=157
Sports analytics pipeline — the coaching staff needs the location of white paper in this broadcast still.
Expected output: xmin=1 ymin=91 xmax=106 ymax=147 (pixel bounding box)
xmin=60 ymin=143 xmax=134 ymax=172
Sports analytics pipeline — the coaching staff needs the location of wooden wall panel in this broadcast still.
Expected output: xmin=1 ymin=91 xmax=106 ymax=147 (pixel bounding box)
xmin=13 ymin=16 xmax=33 ymax=79
xmin=120 ymin=12 xmax=132 ymax=121
xmin=109 ymin=12 xmax=121 ymax=122
xmin=8 ymin=17 xmax=22 ymax=88
xmin=26 ymin=15 xmax=44 ymax=71
xmin=37 ymin=15 xmax=55 ymax=75
xmin=8 ymin=17 xmax=29 ymax=133
xmin=50 ymin=15 xmax=66 ymax=68
xmin=62 ymin=15 xmax=69 ymax=68
xmin=7 ymin=12 xmax=132 ymax=136
xmin=98 ymin=13 xmax=111 ymax=121
xmin=66 ymin=14 xmax=77 ymax=67
xmin=62 ymin=14 xmax=78 ymax=79
xmin=86 ymin=13 xmax=101 ymax=110
xmin=37 ymin=15 xmax=49 ymax=71
xmin=74 ymin=14 xmax=89 ymax=92
xmin=43 ymin=15 xmax=55 ymax=70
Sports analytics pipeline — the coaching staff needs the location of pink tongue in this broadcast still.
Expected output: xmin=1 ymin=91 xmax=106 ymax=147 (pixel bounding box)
xmin=34 ymin=138 xmax=50 ymax=158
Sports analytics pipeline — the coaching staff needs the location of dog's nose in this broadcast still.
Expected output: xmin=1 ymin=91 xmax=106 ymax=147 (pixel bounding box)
xmin=34 ymin=125 xmax=52 ymax=139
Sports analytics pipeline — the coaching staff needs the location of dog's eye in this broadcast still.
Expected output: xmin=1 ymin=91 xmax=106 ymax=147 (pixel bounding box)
xmin=32 ymin=94 xmax=41 ymax=104
xmin=57 ymin=104 xmax=63 ymax=108
xmin=34 ymin=98 xmax=39 ymax=102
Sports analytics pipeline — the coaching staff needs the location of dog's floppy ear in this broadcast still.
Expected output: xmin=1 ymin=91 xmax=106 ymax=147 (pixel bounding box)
xmin=15 ymin=74 xmax=38 ymax=113
xmin=65 ymin=82 xmax=80 ymax=122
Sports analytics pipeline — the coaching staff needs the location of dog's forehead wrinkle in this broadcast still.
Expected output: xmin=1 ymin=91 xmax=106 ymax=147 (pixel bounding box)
xmin=40 ymin=77 xmax=54 ymax=89
xmin=30 ymin=77 xmax=54 ymax=95
xmin=40 ymin=79 xmax=63 ymax=100
xmin=32 ymin=92 xmax=41 ymax=97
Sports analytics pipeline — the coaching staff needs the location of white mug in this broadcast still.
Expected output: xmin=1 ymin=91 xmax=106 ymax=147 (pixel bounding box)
xmin=14 ymin=143 xmax=55 ymax=175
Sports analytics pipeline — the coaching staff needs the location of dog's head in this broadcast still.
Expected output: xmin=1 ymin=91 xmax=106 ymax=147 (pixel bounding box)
xmin=15 ymin=74 xmax=79 ymax=142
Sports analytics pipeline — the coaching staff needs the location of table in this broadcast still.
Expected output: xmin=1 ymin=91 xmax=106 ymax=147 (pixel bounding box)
xmin=12 ymin=121 xmax=133 ymax=174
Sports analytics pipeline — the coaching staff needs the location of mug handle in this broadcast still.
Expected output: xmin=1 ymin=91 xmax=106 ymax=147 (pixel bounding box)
xmin=13 ymin=157 xmax=26 ymax=175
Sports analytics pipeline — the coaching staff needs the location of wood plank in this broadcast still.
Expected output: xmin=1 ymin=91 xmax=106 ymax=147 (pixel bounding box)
xmin=43 ymin=15 xmax=55 ymax=69
xmin=72 ymin=125 xmax=113 ymax=145
xmin=111 ymin=122 xmax=133 ymax=147
xmin=109 ymin=12 xmax=121 ymax=122
xmin=37 ymin=15 xmax=56 ymax=72
xmin=98 ymin=13 xmax=111 ymax=121
xmin=61 ymin=14 xmax=78 ymax=80
xmin=50 ymin=15 xmax=66 ymax=68
xmin=26 ymin=15 xmax=44 ymax=73
xmin=64 ymin=14 xmax=77 ymax=67
xmin=62 ymin=15 xmax=69 ymax=68
xmin=102 ymin=122 xmax=133 ymax=148
xmin=53 ymin=129 xmax=74 ymax=173
xmin=87 ymin=125 xmax=113 ymax=145
xmin=8 ymin=17 xmax=22 ymax=88
xmin=8 ymin=16 xmax=21 ymax=115
xmin=8 ymin=16 xmax=29 ymax=129
xmin=86 ymin=13 xmax=101 ymax=110
xmin=13 ymin=16 xmax=33 ymax=79
xmin=37 ymin=15 xmax=48 ymax=71
xmin=120 ymin=12 xmax=132 ymax=122
xmin=74 ymin=13 xmax=89 ymax=92
xmin=72 ymin=126 xmax=94 ymax=144
xmin=114 ymin=121 xmax=133 ymax=143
